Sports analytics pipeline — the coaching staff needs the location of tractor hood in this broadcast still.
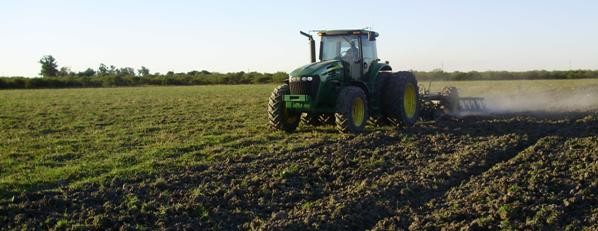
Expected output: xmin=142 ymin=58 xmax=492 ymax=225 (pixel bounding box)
xmin=289 ymin=60 xmax=342 ymax=77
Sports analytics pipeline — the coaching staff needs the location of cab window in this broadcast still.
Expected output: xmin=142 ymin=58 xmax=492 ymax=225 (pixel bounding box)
xmin=361 ymin=35 xmax=377 ymax=65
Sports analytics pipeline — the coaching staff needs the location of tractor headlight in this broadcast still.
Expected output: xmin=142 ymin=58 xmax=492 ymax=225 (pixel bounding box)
xmin=307 ymin=77 xmax=313 ymax=81
xmin=301 ymin=77 xmax=307 ymax=81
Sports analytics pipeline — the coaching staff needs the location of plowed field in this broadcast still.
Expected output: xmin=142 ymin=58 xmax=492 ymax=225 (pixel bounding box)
xmin=1 ymin=81 xmax=597 ymax=230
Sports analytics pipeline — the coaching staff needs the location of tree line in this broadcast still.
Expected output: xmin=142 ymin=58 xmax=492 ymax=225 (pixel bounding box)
xmin=0 ymin=55 xmax=596 ymax=89
xmin=0 ymin=55 xmax=289 ymax=89
xmin=413 ymin=69 xmax=598 ymax=81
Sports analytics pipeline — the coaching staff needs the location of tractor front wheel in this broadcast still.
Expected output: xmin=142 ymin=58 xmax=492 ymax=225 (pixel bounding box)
xmin=319 ymin=114 xmax=336 ymax=125
xmin=335 ymin=87 xmax=369 ymax=133
xmin=268 ymin=84 xmax=300 ymax=132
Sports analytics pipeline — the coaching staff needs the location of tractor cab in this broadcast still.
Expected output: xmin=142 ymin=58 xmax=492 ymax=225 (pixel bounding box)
xmin=317 ymin=30 xmax=379 ymax=80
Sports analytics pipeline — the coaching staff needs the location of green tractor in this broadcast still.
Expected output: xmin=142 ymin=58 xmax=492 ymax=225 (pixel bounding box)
xmin=268 ymin=29 xmax=420 ymax=133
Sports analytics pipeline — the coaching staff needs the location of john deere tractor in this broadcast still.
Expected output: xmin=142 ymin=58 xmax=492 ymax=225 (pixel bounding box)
xmin=268 ymin=29 xmax=420 ymax=133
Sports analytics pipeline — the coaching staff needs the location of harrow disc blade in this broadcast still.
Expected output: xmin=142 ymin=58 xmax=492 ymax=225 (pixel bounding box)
xmin=458 ymin=97 xmax=487 ymax=113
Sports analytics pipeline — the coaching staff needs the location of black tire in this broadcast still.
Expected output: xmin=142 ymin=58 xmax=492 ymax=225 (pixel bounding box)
xmin=383 ymin=72 xmax=420 ymax=127
xmin=368 ymin=115 xmax=389 ymax=127
xmin=369 ymin=71 xmax=391 ymax=127
xmin=318 ymin=114 xmax=335 ymax=125
xmin=335 ymin=87 xmax=369 ymax=133
xmin=440 ymin=86 xmax=459 ymax=114
xmin=268 ymin=84 xmax=300 ymax=132
xmin=301 ymin=113 xmax=322 ymax=126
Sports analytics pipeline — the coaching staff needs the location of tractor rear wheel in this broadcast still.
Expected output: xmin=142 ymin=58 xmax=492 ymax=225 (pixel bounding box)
xmin=335 ymin=87 xmax=369 ymax=133
xmin=369 ymin=71 xmax=391 ymax=127
xmin=383 ymin=72 xmax=420 ymax=127
xmin=268 ymin=84 xmax=300 ymax=132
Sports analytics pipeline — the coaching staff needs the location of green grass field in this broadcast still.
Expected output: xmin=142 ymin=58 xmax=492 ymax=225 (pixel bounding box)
xmin=0 ymin=85 xmax=346 ymax=196
xmin=1 ymin=79 xmax=597 ymax=229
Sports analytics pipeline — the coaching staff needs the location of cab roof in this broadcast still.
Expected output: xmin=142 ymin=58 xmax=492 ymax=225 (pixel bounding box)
xmin=316 ymin=29 xmax=379 ymax=37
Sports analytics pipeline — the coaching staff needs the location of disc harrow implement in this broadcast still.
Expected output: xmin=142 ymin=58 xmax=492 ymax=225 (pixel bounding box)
xmin=420 ymin=86 xmax=487 ymax=120
xmin=459 ymin=97 xmax=487 ymax=113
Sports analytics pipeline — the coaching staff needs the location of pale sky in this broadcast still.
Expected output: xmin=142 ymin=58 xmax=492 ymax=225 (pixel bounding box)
xmin=1 ymin=0 xmax=597 ymax=77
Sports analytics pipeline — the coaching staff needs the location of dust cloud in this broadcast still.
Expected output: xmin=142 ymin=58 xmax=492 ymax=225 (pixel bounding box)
xmin=482 ymin=87 xmax=598 ymax=113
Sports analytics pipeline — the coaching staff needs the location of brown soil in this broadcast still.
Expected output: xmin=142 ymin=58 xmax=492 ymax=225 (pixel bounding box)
xmin=1 ymin=111 xmax=596 ymax=230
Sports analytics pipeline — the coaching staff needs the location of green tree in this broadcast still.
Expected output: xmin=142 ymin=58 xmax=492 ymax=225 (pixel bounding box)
xmin=117 ymin=67 xmax=135 ymax=76
xmin=272 ymin=72 xmax=289 ymax=82
xmin=109 ymin=65 xmax=117 ymax=75
xmin=78 ymin=68 xmax=96 ymax=77
xmin=98 ymin=64 xmax=109 ymax=76
xmin=138 ymin=66 xmax=150 ymax=77
xmin=58 ymin=67 xmax=73 ymax=77
xmin=39 ymin=55 xmax=59 ymax=77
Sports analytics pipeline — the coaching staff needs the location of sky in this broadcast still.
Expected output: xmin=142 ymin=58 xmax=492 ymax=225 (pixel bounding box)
xmin=1 ymin=0 xmax=597 ymax=77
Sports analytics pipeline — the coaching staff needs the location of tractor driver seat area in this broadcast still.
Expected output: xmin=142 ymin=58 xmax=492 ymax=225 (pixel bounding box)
xmin=342 ymin=42 xmax=358 ymax=62
xmin=342 ymin=41 xmax=362 ymax=80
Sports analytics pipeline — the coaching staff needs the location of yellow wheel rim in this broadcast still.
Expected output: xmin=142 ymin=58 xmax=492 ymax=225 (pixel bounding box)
xmin=352 ymin=97 xmax=365 ymax=127
xmin=403 ymin=83 xmax=417 ymax=118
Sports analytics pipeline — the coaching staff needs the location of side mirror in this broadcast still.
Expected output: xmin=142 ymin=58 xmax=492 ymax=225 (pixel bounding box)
xmin=368 ymin=32 xmax=377 ymax=41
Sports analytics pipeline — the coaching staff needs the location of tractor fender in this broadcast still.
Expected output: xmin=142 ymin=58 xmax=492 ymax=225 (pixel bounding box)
xmin=368 ymin=63 xmax=392 ymax=79
xmin=349 ymin=80 xmax=369 ymax=96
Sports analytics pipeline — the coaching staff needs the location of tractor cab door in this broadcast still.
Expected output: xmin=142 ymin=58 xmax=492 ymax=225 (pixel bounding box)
xmin=339 ymin=37 xmax=363 ymax=81
xmin=361 ymin=35 xmax=378 ymax=77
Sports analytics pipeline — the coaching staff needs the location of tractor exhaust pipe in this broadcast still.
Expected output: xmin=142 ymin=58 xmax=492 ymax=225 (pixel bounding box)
xmin=300 ymin=31 xmax=316 ymax=63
